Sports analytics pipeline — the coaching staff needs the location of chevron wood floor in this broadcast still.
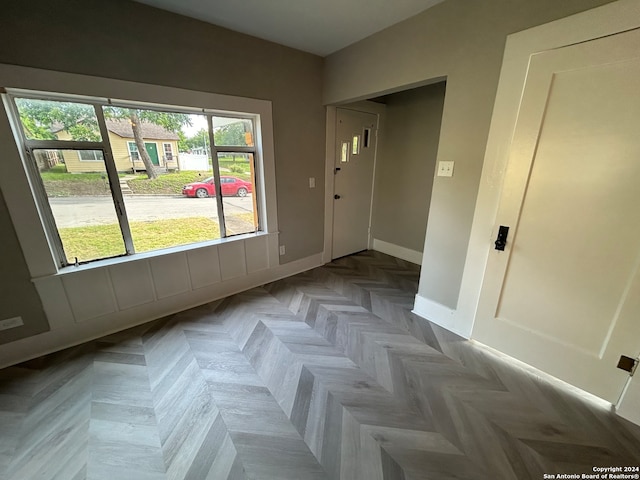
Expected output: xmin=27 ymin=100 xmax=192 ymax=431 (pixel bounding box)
xmin=1 ymin=251 xmax=639 ymax=480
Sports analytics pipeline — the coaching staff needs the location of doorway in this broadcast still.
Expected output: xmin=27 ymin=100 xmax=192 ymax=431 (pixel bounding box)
xmin=331 ymin=108 xmax=378 ymax=259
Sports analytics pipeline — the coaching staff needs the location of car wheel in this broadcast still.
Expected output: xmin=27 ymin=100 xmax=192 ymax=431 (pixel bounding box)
xmin=237 ymin=187 xmax=248 ymax=197
xmin=195 ymin=188 xmax=208 ymax=198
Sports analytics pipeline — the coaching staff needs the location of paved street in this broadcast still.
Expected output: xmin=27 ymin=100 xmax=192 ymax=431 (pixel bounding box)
xmin=50 ymin=195 xmax=254 ymax=227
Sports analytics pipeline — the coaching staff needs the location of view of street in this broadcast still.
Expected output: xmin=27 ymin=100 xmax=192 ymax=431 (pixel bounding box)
xmin=50 ymin=194 xmax=254 ymax=227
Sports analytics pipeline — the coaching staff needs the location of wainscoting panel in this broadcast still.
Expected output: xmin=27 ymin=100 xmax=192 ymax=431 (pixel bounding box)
xmin=149 ymin=252 xmax=191 ymax=299
xmin=109 ymin=259 xmax=155 ymax=310
xmin=61 ymin=268 xmax=116 ymax=322
xmin=187 ymin=245 xmax=221 ymax=289
xmin=219 ymin=241 xmax=248 ymax=281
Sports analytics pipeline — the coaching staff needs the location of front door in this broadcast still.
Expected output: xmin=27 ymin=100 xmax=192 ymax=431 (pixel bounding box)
xmin=332 ymin=108 xmax=378 ymax=259
xmin=145 ymin=142 xmax=159 ymax=166
xmin=474 ymin=28 xmax=640 ymax=404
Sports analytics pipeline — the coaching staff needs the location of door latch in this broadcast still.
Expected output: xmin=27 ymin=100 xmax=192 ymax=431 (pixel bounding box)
xmin=494 ymin=225 xmax=509 ymax=251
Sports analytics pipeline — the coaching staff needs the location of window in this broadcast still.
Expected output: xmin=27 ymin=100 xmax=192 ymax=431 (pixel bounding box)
xmin=128 ymin=142 xmax=140 ymax=161
xmin=79 ymin=150 xmax=104 ymax=161
xmin=163 ymin=143 xmax=174 ymax=161
xmin=6 ymin=90 xmax=263 ymax=267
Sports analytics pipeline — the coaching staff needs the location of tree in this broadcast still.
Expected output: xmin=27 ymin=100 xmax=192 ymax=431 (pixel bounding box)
xmin=214 ymin=121 xmax=251 ymax=147
xmin=183 ymin=128 xmax=210 ymax=154
xmin=104 ymin=107 xmax=191 ymax=179
xmin=15 ymin=99 xmax=101 ymax=141
xmin=14 ymin=98 xmax=191 ymax=179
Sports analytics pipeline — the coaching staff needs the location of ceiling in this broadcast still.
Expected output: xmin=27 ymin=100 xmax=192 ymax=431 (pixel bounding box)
xmin=132 ymin=0 xmax=446 ymax=56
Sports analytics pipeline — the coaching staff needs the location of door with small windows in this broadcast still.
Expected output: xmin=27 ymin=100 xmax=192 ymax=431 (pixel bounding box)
xmin=332 ymin=108 xmax=377 ymax=259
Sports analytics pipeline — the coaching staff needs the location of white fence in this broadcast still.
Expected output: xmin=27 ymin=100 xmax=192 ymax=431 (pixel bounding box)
xmin=178 ymin=153 xmax=209 ymax=171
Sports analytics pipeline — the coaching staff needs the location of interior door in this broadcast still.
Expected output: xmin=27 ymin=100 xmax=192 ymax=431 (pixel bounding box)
xmin=474 ymin=28 xmax=640 ymax=404
xmin=145 ymin=142 xmax=159 ymax=166
xmin=332 ymin=108 xmax=377 ymax=259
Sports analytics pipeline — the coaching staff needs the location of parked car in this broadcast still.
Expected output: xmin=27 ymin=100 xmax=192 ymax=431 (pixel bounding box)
xmin=182 ymin=176 xmax=252 ymax=198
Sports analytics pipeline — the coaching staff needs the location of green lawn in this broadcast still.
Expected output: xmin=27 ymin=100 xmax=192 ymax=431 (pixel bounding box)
xmin=40 ymin=165 xmax=114 ymax=196
xmin=127 ymin=171 xmax=211 ymax=195
xmin=40 ymin=163 xmax=252 ymax=196
xmin=59 ymin=217 xmax=221 ymax=263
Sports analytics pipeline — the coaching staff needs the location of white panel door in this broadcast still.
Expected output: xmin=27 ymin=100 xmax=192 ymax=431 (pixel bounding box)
xmin=332 ymin=108 xmax=377 ymax=259
xmin=474 ymin=28 xmax=640 ymax=404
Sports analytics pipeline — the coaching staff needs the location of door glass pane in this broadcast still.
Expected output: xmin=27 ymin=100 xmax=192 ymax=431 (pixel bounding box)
xmin=35 ymin=149 xmax=125 ymax=264
xmin=106 ymin=109 xmax=222 ymax=252
xmin=213 ymin=117 xmax=254 ymax=147
xmin=14 ymin=98 xmax=102 ymax=141
xmin=218 ymin=152 xmax=258 ymax=235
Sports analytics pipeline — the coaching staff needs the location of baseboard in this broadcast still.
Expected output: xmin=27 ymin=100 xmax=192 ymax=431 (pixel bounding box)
xmin=0 ymin=253 xmax=324 ymax=369
xmin=412 ymin=293 xmax=471 ymax=339
xmin=372 ymin=239 xmax=422 ymax=265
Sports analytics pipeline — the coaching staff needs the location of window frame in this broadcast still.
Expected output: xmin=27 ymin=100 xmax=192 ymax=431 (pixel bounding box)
xmin=78 ymin=149 xmax=105 ymax=162
xmin=0 ymin=63 xmax=278 ymax=277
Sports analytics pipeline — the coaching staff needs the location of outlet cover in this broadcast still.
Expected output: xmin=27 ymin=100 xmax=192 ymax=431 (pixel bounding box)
xmin=309 ymin=177 xmax=316 ymax=188
xmin=0 ymin=316 xmax=24 ymax=331
xmin=437 ymin=161 xmax=454 ymax=177
xmin=279 ymin=245 xmax=286 ymax=256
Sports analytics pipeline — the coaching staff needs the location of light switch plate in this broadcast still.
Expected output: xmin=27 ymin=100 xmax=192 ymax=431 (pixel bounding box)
xmin=437 ymin=161 xmax=454 ymax=177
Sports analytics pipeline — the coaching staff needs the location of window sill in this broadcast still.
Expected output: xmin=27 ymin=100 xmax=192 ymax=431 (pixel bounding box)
xmin=34 ymin=230 xmax=271 ymax=280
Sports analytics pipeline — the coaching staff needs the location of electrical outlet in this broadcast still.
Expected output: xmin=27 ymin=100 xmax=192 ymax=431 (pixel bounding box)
xmin=0 ymin=316 xmax=23 ymax=331
xmin=279 ymin=245 xmax=286 ymax=256
xmin=309 ymin=177 xmax=316 ymax=188
xmin=437 ymin=161 xmax=454 ymax=177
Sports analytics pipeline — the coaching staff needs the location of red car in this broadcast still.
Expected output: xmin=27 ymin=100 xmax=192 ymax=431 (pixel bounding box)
xmin=182 ymin=176 xmax=252 ymax=198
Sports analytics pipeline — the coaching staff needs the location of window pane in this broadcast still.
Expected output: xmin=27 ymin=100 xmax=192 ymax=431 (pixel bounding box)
xmin=213 ymin=117 xmax=254 ymax=147
xmin=115 ymin=110 xmax=221 ymax=252
xmin=14 ymin=98 xmax=102 ymax=141
xmin=219 ymin=152 xmax=258 ymax=236
xmin=35 ymin=149 xmax=125 ymax=264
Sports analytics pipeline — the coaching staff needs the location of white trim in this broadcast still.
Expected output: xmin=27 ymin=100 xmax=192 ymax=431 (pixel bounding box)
xmin=372 ymin=238 xmax=422 ymax=265
xmin=0 ymin=252 xmax=322 ymax=369
xmin=412 ymin=293 xmax=470 ymax=339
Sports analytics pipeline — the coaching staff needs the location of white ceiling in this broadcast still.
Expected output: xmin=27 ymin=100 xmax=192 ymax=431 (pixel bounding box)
xmin=133 ymin=0 xmax=446 ymax=56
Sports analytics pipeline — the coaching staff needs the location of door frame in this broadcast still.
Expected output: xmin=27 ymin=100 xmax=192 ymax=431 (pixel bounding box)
xmin=323 ymin=102 xmax=384 ymax=263
xmin=459 ymin=0 xmax=640 ymax=422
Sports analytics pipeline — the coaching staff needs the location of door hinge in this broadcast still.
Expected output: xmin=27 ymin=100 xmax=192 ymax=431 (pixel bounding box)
xmin=617 ymin=355 xmax=639 ymax=376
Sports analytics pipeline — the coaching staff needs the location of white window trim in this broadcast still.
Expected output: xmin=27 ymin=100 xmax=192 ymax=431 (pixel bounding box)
xmin=0 ymin=63 xmax=278 ymax=279
xmin=78 ymin=149 xmax=104 ymax=162
xmin=127 ymin=141 xmax=140 ymax=161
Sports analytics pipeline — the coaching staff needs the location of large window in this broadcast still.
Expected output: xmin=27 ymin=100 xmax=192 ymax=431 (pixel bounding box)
xmin=6 ymin=90 xmax=261 ymax=267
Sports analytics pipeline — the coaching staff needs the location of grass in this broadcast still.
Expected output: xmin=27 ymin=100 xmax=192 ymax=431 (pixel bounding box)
xmin=127 ymin=171 xmax=211 ymax=195
xmin=41 ymin=163 xmax=252 ymax=196
xmin=59 ymin=217 xmax=220 ymax=262
xmin=40 ymin=165 xmax=113 ymax=196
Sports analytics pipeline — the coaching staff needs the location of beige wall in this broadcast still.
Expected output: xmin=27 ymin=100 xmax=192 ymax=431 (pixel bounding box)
xmin=324 ymin=0 xmax=616 ymax=309
xmin=0 ymin=191 xmax=49 ymax=345
xmin=0 ymin=0 xmax=324 ymax=342
xmin=371 ymin=82 xmax=445 ymax=253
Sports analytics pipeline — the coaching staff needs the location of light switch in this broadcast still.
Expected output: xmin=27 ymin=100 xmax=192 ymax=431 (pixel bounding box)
xmin=437 ymin=161 xmax=454 ymax=177
xmin=309 ymin=177 xmax=316 ymax=188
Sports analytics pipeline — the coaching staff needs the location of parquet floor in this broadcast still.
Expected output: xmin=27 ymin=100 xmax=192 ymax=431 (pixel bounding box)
xmin=1 ymin=251 xmax=639 ymax=479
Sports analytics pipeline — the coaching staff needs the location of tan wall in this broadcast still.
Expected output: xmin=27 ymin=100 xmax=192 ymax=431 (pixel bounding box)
xmin=324 ymin=0 xmax=616 ymax=309
xmin=0 ymin=0 xmax=324 ymax=343
xmin=371 ymin=82 xmax=446 ymax=253
xmin=0 ymin=190 xmax=49 ymax=345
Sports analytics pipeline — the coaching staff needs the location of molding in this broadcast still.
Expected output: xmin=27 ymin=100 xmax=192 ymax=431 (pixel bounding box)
xmin=412 ymin=293 xmax=470 ymax=339
xmin=372 ymin=238 xmax=422 ymax=265
xmin=0 ymin=252 xmax=324 ymax=369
